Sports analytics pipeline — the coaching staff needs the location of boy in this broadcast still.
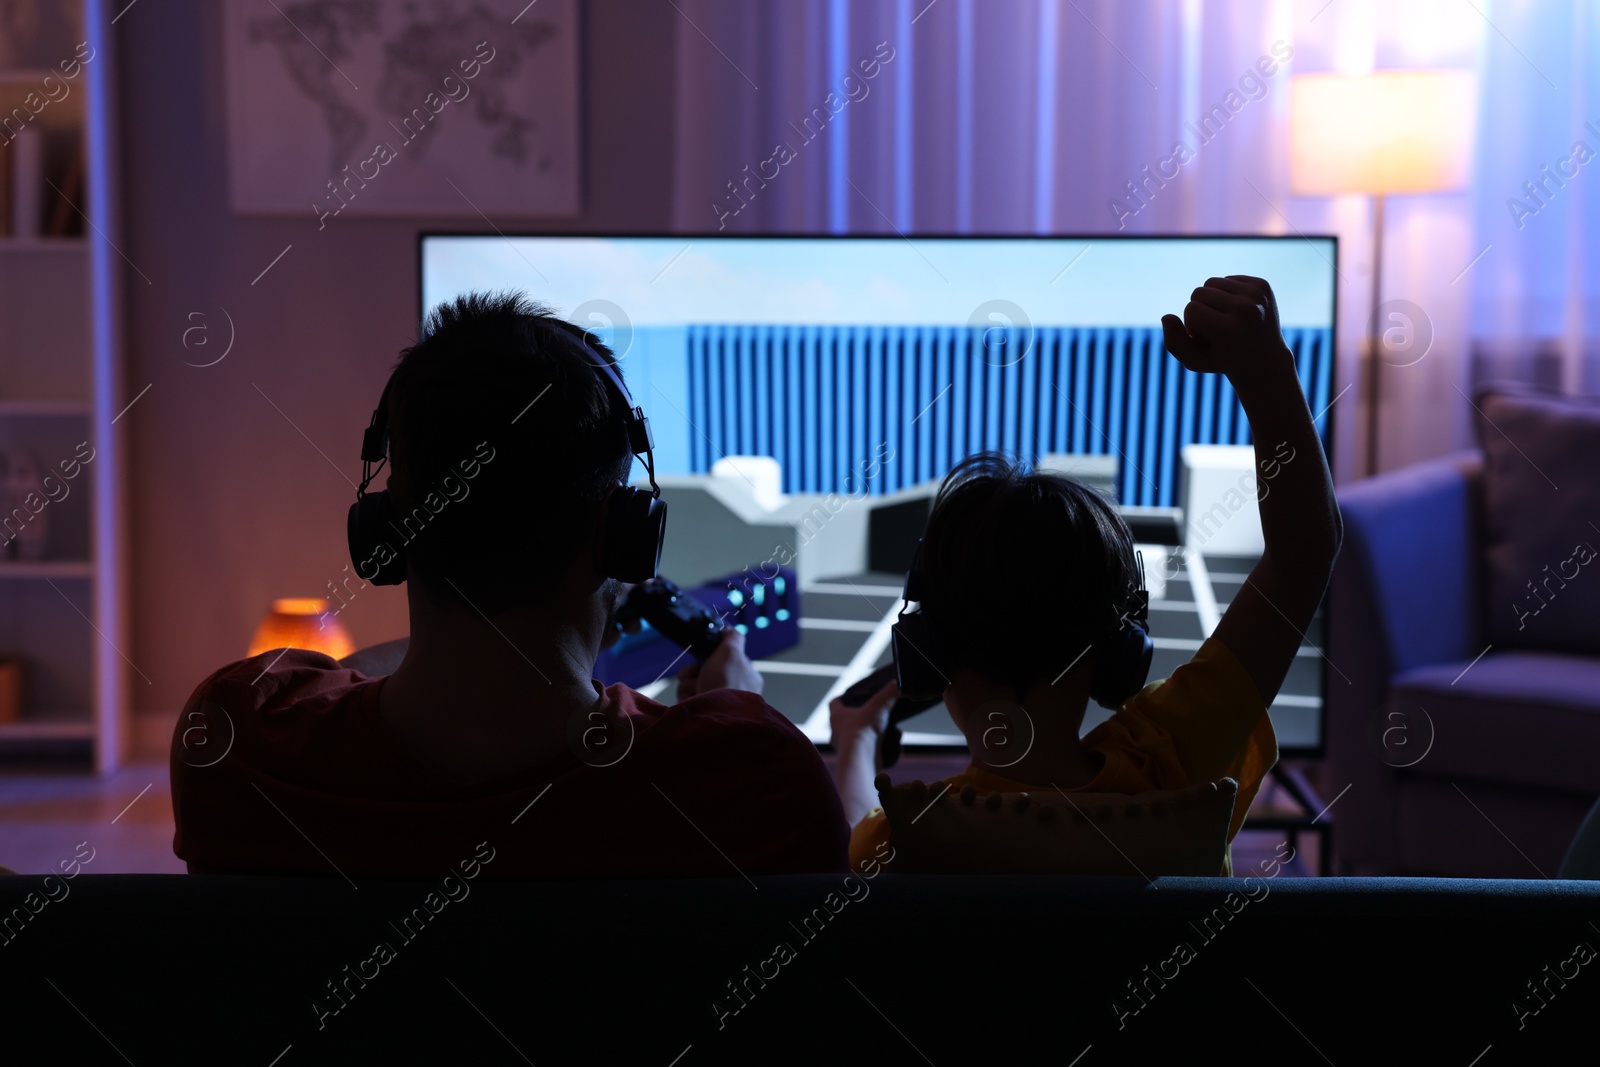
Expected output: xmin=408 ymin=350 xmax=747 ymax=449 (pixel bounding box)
xmin=831 ymin=276 xmax=1342 ymax=874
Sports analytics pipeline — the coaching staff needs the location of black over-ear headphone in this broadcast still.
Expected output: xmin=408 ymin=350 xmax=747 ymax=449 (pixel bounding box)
xmin=346 ymin=324 xmax=668 ymax=588
xmin=891 ymin=540 xmax=1153 ymax=710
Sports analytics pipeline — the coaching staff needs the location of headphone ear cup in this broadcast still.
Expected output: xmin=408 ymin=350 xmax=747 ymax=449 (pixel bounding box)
xmin=891 ymin=613 xmax=946 ymax=702
xmin=600 ymin=487 xmax=667 ymax=583
xmin=1089 ymin=622 xmax=1154 ymax=709
xmin=348 ymin=490 xmax=407 ymax=587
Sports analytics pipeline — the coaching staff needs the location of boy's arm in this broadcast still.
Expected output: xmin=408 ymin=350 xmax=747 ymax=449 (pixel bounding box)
xmin=829 ymin=680 xmax=898 ymax=827
xmin=1161 ymin=276 xmax=1344 ymax=707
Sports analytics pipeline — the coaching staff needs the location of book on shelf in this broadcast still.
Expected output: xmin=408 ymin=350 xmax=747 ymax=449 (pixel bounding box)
xmin=45 ymin=137 xmax=83 ymax=237
xmin=2 ymin=125 xmax=43 ymax=237
xmin=0 ymin=137 xmax=10 ymax=236
xmin=0 ymin=446 xmax=50 ymax=561
xmin=0 ymin=659 xmax=21 ymax=724
xmin=0 ymin=125 xmax=84 ymax=239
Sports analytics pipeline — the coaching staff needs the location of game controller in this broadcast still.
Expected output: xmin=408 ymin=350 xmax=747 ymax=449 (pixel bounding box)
xmin=614 ymin=577 xmax=727 ymax=663
xmin=837 ymin=663 xmax=942 ymax=769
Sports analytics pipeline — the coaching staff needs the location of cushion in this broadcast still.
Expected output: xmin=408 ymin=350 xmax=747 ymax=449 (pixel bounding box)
xmin=1391 ymin=650 xmax=1600 ymax=794
xmin=1474 ymin=390 xmax=1600 ymax=656
xmin=877 ymin=776 xmax=1237 ymax=875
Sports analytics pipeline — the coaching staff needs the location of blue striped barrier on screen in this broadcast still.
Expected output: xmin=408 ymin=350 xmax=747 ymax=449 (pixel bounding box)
xmin=686 ymin=324 xmax=1332 ymax=508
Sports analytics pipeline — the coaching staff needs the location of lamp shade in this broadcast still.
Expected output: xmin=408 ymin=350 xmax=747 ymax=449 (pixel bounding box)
xmin=1289 ymin=70 xmax=1475 ymax=196
xmin=247 ymin=597 xmax=355 ymax=660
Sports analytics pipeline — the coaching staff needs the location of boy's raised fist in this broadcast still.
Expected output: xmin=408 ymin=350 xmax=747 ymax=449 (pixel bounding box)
xmin=1161 ymin=275 xmax=1290 ymax=376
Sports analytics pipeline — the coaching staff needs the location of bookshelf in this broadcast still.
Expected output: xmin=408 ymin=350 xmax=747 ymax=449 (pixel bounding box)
xmin=0 ymin=1 xmax=127 ymax=770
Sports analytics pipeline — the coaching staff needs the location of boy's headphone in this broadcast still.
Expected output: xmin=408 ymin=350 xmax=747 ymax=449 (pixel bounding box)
xmin=346 ymin=325 xmax=667 ymax=587
xmin=891 ymin=540 xmax=1153 ymax=710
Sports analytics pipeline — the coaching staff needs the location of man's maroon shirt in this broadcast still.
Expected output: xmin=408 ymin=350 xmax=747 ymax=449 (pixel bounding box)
xmin=171 ymin=650 xmax=848 ymax=877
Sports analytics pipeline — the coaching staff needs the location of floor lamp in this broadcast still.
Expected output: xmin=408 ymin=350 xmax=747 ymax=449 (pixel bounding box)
xmin=1288 ymin=70 xmax=1474 ymax=476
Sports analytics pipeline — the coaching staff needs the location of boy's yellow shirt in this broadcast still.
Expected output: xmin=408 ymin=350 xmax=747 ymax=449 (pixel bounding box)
xmin=848 ymin=636 xmax=1278 ymax=877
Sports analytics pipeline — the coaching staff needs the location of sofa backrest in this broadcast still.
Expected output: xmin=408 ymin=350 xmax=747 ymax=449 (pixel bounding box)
xmin=1337 ymin=449 xmax=1485 ymax=678
xmin=2 ymin=873 xmax=1592 ymax=1059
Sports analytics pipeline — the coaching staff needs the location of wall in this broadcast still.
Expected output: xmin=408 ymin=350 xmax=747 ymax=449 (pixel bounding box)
xmin=116 ymin=0 xmax=677 ymax=721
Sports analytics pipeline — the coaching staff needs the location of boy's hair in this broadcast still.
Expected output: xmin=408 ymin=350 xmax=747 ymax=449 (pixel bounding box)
xmin=384 ymin=291 xmax=633 ymax=614
xmin=915 ymin=452 xmax=1141 ymax=695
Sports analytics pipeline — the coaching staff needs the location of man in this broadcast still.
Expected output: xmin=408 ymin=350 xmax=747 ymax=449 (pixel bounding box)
xmin=172 ymin=292 xmax=848 ymax=877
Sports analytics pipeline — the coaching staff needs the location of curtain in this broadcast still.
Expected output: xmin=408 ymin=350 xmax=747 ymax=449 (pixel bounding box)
xmin=668 ymin=0 xmax=1592 ymax=477
xmin=1469 ymin=0 xmax=1600 ymax=394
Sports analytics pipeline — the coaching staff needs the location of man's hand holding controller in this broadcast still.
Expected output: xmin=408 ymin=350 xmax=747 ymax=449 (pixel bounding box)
xmin=676 ymin=629 xmax=764 ymax=702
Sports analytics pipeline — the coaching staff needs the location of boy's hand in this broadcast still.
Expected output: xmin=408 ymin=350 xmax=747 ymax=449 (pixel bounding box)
xmin=829 ymin=677 xmax=899 ymax=742
xmin=1160 ymin=275 xmax=1291 ymax=377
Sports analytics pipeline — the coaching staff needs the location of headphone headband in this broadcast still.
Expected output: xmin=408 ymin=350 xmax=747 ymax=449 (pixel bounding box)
xmin=892 ymin=536 xmax=1152 ymax=708
xmin=550 ymin=324 xmax=658 ymax=483
xmin=347 ymin=311 xmax=668 ymax=588
xmin=353 ymin=324 xmax=658 ymax=496
xmin=901 ymin=540 xmax=1148 ymax=631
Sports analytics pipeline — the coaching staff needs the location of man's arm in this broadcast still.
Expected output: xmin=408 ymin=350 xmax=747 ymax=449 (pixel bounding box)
xmin=1161 ymin=276 xmax=1344 ymax=706
xmin=338 ymin=637 xmax=409 ymax=677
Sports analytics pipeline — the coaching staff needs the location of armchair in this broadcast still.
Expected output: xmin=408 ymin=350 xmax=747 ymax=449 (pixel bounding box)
xmin=1329 ymin=450 xmax=1600 ymax=876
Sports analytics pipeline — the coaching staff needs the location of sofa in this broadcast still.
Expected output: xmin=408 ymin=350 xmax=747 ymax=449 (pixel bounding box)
xmin=1330 ymin=394 xmax=1600 ymax=877
xmin=4 ymin=873 xmax=1596 ymax=1060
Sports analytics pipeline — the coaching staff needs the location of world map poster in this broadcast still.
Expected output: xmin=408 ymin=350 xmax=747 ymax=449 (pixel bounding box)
xmin=223 ymin=0 xmax=579 ymax=216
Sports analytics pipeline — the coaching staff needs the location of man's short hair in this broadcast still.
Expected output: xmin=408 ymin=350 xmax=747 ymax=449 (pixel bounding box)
xmin=916 ymin=452 xmax=1140 ymax=694
xmin=385 ymin=291 xmax=633 ymax=614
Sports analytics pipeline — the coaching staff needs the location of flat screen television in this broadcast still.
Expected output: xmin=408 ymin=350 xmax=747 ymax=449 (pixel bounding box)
xmin=420 ymin=233 xmax=1338 ymax=757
